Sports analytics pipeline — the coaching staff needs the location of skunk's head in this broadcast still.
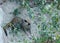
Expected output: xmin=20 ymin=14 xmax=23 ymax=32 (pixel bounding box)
xmin=11 ymin=17 xmax=31 ymax=34
xmin=21 ymin=19 xmax=31 ymax=34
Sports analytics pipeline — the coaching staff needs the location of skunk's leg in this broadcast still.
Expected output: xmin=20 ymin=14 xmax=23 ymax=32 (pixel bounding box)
xmin=3 ymin=29 xmax=7 ymax=36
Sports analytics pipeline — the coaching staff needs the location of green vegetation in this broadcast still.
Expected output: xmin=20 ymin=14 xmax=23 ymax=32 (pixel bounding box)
xmin=9 ymin=0 xmax=60 ymax=43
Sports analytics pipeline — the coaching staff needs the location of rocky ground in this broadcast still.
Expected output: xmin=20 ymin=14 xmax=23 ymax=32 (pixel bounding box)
xmin=0 ymin=0 xmax=60 ymax=43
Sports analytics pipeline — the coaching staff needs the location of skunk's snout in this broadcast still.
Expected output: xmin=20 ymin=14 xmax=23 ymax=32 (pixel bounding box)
xmin=28 ymin=23 xmax=30 ymax=25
